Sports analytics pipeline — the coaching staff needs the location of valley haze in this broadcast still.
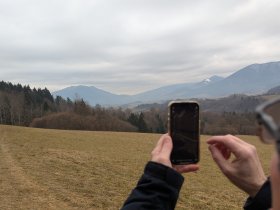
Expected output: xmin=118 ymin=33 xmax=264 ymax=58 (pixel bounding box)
xmin=53 ymin=61 xmax=280 ymax=106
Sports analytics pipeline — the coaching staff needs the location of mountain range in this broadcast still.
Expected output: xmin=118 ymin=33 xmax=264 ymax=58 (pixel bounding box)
xmin=53 ymin=61 xmax=280 ymax=106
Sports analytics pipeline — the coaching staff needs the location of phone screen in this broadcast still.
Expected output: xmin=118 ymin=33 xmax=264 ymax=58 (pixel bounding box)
xmin=169 ymin=102 xmax=199 ymax=164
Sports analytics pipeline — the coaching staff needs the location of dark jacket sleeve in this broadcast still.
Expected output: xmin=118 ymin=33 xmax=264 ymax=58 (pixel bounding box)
xmin=243 ymin=178 xmax=271 ymax=210
xmin=121 ymin=161 xmax=184 ymax=210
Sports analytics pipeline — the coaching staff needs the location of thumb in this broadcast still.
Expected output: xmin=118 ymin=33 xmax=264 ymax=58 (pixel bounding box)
xmin=160 ymin=135 xmax=173 ymax=159
xmin=209 ymin=144 xmax=230 ymax=174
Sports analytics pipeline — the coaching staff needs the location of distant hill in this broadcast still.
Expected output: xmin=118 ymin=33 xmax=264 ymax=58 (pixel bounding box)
xmin=192 ymin=61 xmax=280 ymax=98
xmin=53 ymin=61 xmax=280 ymax=106
xmin=52 ymin=75 xmax=224 ymax=106
xmin=131 ymin=75 xmax=224 ymax=102
xmin=52 ymin=85 xmax=131 ymax=106
xmin=198 ymin=94 xmax=266 ymax=113
xmin=267 ymin=85 xmax=280 ymax=95
xmin=133 ymin=94 xmax=267 ymax=114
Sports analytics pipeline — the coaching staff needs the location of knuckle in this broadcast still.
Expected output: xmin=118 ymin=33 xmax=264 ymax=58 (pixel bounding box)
xmin=225 ymin=135 xmax=235 ymax=143
xmin=248 ymin=145 xmax=257 ymax=155
xmin=250 ymin=145 xmax=257 ymax=152
xmin=242 ymin=145 xmax=257 ymax=158
xmin=225 ymin=134 xmax=234 ymax=139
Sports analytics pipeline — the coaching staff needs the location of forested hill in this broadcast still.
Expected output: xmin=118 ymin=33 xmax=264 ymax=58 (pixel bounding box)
xmin=0 ymin=81 xmax=54 ymax=125
xmin=0 ymin=81 xmax=151 ymax=133
xmin=1 ymin=81 xmax=278 ymax=135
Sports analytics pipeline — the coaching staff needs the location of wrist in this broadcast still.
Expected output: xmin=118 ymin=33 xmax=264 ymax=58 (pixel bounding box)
xmin=146 ymin=161 xmax=184 ymax=189
xmin=244 ymin=179 xmax=271 ymax=210
xmin=248 ymin=178 xmax=267 ymax=198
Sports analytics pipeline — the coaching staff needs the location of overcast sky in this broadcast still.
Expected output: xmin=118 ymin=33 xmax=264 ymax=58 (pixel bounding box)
xmin=0 ymin=0 xmax=280 ymax=94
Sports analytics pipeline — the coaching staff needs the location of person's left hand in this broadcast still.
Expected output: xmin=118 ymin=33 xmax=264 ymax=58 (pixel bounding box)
xmin=207 ymin=135 xmax=266 ymax=197
xmin=151 ymin=134 xmax=199 ymax=173
xmin=271 ymin=152 xmax=280 ymax=210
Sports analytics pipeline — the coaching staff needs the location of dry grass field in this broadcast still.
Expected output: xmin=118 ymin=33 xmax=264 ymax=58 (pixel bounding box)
xmin=0 ymin=125 xmax=274 ymax=210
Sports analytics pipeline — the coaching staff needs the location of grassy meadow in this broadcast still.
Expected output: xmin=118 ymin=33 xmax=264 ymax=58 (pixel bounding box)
xmin=0 ymin=125 xmax=274 ymax=210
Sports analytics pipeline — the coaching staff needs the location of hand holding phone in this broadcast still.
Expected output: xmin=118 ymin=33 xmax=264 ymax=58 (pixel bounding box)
xmin=151 ymin=134 xmax=199 ymax=173
xmin=168 ymin=101 xmax=200 ymax=165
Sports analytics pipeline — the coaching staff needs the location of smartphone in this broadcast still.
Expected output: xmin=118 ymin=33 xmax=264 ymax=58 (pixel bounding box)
xmin=168 ymin=101 xmax=200 ymax=164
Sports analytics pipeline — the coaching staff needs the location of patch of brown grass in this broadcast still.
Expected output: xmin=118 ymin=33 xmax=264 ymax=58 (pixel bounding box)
xmin=0 ymin=125 xmax=274 ymax=209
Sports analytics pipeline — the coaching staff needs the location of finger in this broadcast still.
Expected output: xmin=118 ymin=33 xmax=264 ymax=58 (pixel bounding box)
xmin=152 ymin=134 xmax=168 ymax=155
xmin=160 ymin=135 xmax=173 ymax=158
xmin=207 ymin=135 xmax=242 ymax=155
xmin=216 ymin=143 xmax=231 ymax=160
xmin=223 ymin=148 xmax=231 ymax=160
xmin=151 ymin=134 xmax=173 ymax=168
xmin=230 ymin=135 xmax=249 ymax=146
xmin=174 ymin=164 xmax=199 ymax=173
xmin=208 ymin=144 xmax=230 ymax=174
xmin=210 ymin=135 xmax=247 ymax=146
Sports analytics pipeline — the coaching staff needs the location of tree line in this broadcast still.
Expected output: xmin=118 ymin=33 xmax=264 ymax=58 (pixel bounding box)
xmin=0 ymin=81 xmax=163 ymax=133
xmin=0 ymin=81 xmax=54 ymax=126
xmin=0 ymin=81 xmax=264 ymax=135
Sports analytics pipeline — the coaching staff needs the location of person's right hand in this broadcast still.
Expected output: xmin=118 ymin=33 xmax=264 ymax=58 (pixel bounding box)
xmin=151 ymin=134 xmax=199 ymax=174
xmin=207 ymin=135 xmax=267 ymax=197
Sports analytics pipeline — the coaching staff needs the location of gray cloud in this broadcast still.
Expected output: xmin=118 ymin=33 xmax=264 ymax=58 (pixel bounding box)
xmin=0 ymin=0 xmax=280 ymax=94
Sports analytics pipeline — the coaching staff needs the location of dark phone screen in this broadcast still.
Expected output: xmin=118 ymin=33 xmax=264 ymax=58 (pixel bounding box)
xmin=170 ymin=102 xmax=199 ymax=164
